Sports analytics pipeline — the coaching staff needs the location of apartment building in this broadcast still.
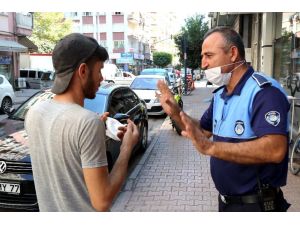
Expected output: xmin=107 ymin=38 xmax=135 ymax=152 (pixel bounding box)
xmin=0 ymin=12 xmax=36 ymax=87
xmin=65 ymin=12 xmax=179 ymax=74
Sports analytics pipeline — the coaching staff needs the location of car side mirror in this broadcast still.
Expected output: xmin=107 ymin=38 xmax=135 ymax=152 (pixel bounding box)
xmin=113 ymin=113 xmax=130 ymax=124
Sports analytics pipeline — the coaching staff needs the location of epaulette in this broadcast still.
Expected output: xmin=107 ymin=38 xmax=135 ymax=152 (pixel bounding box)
xmin=251 ymin=73 xmax=272 ymax=88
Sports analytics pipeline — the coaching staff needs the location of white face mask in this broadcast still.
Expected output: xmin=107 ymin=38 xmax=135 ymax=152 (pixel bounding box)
xmin=204 ymin=60 xmax=245 ymax=86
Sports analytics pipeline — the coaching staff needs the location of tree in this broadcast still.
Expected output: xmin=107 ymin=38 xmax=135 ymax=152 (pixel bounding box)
xmin=174 ymin=14 xmax=209 ymax=73
xmin=153 ymin=52 xmax=173 ymax=68
xmin=29 ymin=12 xmax=72 ymax=53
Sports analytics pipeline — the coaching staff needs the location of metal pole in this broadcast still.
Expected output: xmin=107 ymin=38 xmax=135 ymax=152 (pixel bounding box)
xmin=184 ymin=35 xmax=187 ymax=95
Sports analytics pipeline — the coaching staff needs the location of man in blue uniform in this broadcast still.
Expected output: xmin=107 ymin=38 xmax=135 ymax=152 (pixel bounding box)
xmin=157 ymin=27 xmax=290 ymax=212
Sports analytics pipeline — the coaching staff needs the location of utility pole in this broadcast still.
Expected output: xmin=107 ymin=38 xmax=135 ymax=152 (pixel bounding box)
xmin=183 ymin=34 xmax=187 ymax=95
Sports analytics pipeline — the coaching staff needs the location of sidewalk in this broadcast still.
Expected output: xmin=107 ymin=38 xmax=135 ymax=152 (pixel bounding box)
xmin=111 ymin=81 xmax=300 ymax=212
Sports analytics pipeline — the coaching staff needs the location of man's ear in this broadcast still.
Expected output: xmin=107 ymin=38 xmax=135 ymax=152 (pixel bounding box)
xmin=78 ymin=63 xmax=88 ymax=80
xmin=230 ymin=46 xmax=239 ymax=62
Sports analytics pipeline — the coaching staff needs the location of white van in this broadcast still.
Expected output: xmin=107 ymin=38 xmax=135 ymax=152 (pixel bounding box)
xmin=19 ymin=68 xmax=54 ymax=89
xmin=101 ymin=64 xmax=135 ymax=86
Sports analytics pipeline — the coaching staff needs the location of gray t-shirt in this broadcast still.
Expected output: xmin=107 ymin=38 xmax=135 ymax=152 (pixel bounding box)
xmin=25 ymin=99 xmax=107 ymax=212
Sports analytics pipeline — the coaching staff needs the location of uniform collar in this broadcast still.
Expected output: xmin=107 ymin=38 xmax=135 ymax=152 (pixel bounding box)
xmin=220 ymin=66 xmax=254 ymax=100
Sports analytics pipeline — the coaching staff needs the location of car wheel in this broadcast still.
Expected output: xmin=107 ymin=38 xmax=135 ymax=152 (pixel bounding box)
xmin=140 ymin=122 xmax=148 ymax=153
xmin=1 ymin=97 xmax=12 ymax=113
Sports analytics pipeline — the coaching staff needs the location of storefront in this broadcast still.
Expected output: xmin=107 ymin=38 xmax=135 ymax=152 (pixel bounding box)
xmin=0 ymin=39 xmax=27 ymax=86
xmin=116 ymin=52 xmax=134 ymax=71
xmin=0 ymin=55 xmax=12 ymax=80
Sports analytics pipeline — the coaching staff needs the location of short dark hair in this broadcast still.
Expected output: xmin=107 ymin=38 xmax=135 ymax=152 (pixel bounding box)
xmin=204 ymin=27 xmax=245 ymax=59
xmin=85 ymin=46 xmax=109 ymax=67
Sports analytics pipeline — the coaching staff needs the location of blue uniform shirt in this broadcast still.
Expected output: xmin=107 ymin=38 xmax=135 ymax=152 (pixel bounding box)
xmin=200 ymin=67 xmax=290 ymax=196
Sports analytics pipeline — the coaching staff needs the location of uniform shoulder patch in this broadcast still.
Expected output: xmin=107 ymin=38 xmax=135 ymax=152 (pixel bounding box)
xmin=251 ymin=73 xmax=271 ymax=88
xmin=265 ymin=111 xmax=280 ymax=126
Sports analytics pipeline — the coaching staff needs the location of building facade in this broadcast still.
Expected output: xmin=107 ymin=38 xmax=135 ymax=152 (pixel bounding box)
xmin=0 ymin=12 xmax=36 ymax=87
xmin=64 ymin=12 xmax=179 ymax=74
xmin=208 ymin=12 xmax=300 ymax=135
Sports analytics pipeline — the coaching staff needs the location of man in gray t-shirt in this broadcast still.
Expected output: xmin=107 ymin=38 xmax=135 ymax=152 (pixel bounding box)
xmin=25 ymin=33 xmax=139 ymax=212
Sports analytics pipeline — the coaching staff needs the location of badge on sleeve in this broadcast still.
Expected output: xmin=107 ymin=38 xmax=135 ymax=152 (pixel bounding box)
xmin=234 ymin=120 xmax=245 ymax=135
xmin=265 ymin=111 xmax=280 ymax=126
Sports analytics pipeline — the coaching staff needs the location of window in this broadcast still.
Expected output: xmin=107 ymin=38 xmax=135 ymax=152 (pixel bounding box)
xmin=100 ymin=41 xmax=107 ymax=48
xmin=108 ymin=89 xmax=140 ymax=116
xmin=122 ymin=89 xmax=140 ymax=113
xmin=114 ymin=40 xmax=124 ymax=49
xmin=28 ymin=71 xmax=36 ymax=78
xmin=71 ymin=12 xmax=78 ymax=17
xmin=37 ymin=71 xmax=44 ymax=79
xmin=40 ymin=72 xmax=51 ymax=80
xmin=114 ymin=12 xmax=122 ymax=15
xmin=20 ymin=70 xmax=28 ymax=78
xmin=0 ymin=77 xmax=3 ymax=84
xmin=83 ymin=12 xmax=92 ymax=16
xmin=109 ymin=91 xmax=126 ymax=116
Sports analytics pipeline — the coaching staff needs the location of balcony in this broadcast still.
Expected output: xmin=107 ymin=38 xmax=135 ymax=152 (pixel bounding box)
xmin=16 ymin=13 xmax=33 ymax=36
xmin=16 ymin=13 xmax=33 ymax=29
xmin=127 ymin=12 xmax=140 ymax=24
xmin=127 ymin=31 xmax=139 ymax=40
xmin=209 ymin=12 xmax=238 ymax=27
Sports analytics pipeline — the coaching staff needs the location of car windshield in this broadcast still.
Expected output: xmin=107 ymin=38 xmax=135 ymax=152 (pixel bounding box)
xmin=130 ymin=78 xmax=162 ymax=90
xmin=84 ymin=93 xmax=108 ymax=115
xmin=11 ymin=91 xmax=54 ymax=120
xmin=140 ymin=69 xmax=166 ymax=75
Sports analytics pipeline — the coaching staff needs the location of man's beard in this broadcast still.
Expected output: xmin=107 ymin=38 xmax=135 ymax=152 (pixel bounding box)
xmin=83 ymin=72 xmax=97 ymax=99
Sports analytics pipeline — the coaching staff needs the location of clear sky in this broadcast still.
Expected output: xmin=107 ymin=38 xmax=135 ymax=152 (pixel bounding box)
xmin=3 ymin=0 xmax=298 ymax=12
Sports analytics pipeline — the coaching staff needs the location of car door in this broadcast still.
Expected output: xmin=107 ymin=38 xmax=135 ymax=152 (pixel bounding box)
xmin=108 ymin=87 xmax=144 ymax=125
xmin=106 ymin=87 xmax=146 ymax=169
xmin=27 ymin=70 xmax=40 ymax=89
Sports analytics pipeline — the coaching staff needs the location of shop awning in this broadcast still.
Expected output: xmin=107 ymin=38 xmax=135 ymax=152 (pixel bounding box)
xmin=18 ymin=37 xmax=38 ymax=52
xmin=0 ymin=39 xmax=28 ymax=52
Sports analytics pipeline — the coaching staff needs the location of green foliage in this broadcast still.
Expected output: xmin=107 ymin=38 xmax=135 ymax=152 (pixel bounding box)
xmin=174 ymin=64 xmax=181 ymax=70
xmin=174 ymin=14 xmax=209 ymax=70
xmin=29 ymin=12 xmax=72 ymax=53
xmin=153 ymin=52 xmax=173 ymax=68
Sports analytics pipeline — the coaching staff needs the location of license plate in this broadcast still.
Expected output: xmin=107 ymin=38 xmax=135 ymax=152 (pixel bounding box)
xmin=0 ymin=182 xmax=20 ymax=194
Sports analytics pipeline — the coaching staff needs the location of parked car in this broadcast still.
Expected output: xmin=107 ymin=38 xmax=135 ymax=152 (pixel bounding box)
xmin=0 ymin=83 xmax=148 ymax=211
xmin=130 ymin=75 xmax=170 ymax=116
xmin=140 ymin=68 xmax=171 ymax=86
xmin=164 ymin=68 xmax=176 ymax=85
xmin=101 ymin=64 xmax=135 ymax=86
xmin=18 ymin=68 xmax=54 ymax=89
xmin=122 ymin=71 xmax=136 ymax=78
xmin=0 ymin=74 xmax=15 ymax=113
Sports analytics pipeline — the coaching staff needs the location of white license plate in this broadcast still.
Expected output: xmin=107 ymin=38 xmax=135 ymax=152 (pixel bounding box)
xmin=0 ymin=182 xmax=20 ymax=194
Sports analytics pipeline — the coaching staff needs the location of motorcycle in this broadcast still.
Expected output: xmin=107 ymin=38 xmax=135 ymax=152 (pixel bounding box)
xmin=170 ymin=84 xmax=183 ymax=135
